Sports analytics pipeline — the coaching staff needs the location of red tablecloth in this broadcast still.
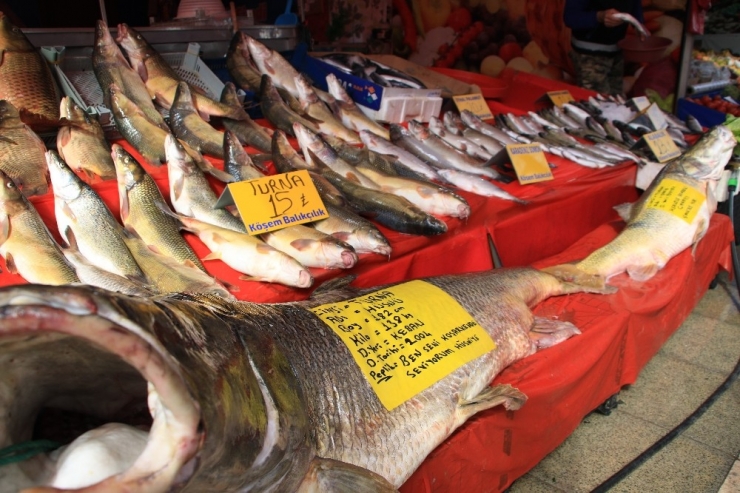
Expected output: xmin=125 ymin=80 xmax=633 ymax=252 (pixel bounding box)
xmin=399 ymin=213 xmax=734 ymax=492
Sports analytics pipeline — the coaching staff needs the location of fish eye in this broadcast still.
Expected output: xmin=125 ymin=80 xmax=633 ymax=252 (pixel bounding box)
xmin=6 ymin=180 xmax=14 ymax=189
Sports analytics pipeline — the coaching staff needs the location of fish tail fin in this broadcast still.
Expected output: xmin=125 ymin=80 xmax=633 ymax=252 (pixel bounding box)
xmin=541 ymin=264 xmax=617 ymax=294
xmin=296 ymin=457 xmax=399 ymax=493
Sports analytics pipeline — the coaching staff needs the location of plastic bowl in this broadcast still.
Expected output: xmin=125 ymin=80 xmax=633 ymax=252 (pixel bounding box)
xmin=430 ymin=67 xmax=509 ymax=99
xmin=618 ymin=35 xmax=672 ymax=64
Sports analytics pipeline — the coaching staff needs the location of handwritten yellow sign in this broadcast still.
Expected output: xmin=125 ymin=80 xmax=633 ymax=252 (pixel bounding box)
xmin=507 ymin=143 xmax=553 ymax=185
xmin=226 ymin=169 xmax=328 ymax=235
xmin=644 ymin=129 xmax=681 ymax=163
xmin=646 ymin=178 xmax=705 ymax=224
xmin=310 ymin=280 xmax=495 ymax=411
xmin=453 ymin=93 xmax=493 ymax=120
xmin=547 ymin=90 xmax=574 ymax=107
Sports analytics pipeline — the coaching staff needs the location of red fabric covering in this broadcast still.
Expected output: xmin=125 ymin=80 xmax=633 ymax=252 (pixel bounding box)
xmin=399 ymin=213 xmax=734 ymax=492
xmin=497 ymin=71 xmax=598 ymax=112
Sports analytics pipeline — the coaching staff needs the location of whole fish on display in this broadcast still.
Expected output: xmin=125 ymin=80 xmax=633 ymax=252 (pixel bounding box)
xmin=0 ymin=100 xmax=49 ymax=196
xmin=259 ymin=74 xmax=319 ymax=137
xmin=165 ymin=134 xmax=247 ymax=233
xmin=294 ymin=122 xmax=380 ymax=189
xmin=174 ymin=213 xmax=315 ymax=288
xmin=112 ymin=143 xmax=205 ymax=271
xmin=551 ymin=125 xmax=736 ymax=285
xmin=0 ymin=12 xmax=60 ymax=128
xmin=46 ymin=150 xmax=147 ymax=283
xmin=116 ymin=23 xmax=242 ymax=120
xmin=0 ymin=168 xmax=78 ymax=285
xmin=92 ymin=20 xmax=168 ymax=130
xmin=442 ymin=111 xmax=505 ymax=156
xmin=57 ymin=97 xmax=116 ymax=182
xmin=169 ymin=81 xmax=226 ymax=159
xmin=428 ymin=116 xmax=493 ymax=161
xmin=246 ymin=34 xmax=303 ymax=98
xmin=219 ymin=82 xmax=272 ymax=153
xmin=437 ymin=169 xmax=528 ymax=204
xmin=225 ymin=31 xmax=263 ymax=93
xmin=359 ymin=129 xmax=441 ymax=182
xmin=294 ymin=73 xmax=361 ymax=144
xmin=325 ymin=73 xmax=389 ymax=140
xmin=261 ymin=223 xmax=359 ymax=270
xmin=223 ymin=130 xmax=264 ymax=182
xmin=0 ymin=265 xmax=608 ymax=490
xmin=313 ymin=202 xmax=392 ymax=256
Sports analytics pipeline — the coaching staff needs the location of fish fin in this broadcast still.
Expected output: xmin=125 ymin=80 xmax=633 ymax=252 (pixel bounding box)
xmin=63 ymin=226 xmax=78 ymax=250
xmin=0 ymin=135 xmax=16 ymax=145
xmin=4 ymin=252 xmax=17 ymax=274
xmin=0 ymin=213 xmax=9 ymax=245
xmin=311 ymin=275 xmax=357 ymax=296
xmin=331 ymin=232 xmax=352 ymax=242
xmin=238 ymin=275 xmax=260 ymax=282
xmin=296 ymin=457 xmax=399 ymax=493
xmin=613 ymin=202 xmax=634 ymax=222
xmin=541 ymin=264 xmax=617 ymax=295
xmin=119 ymin=190 xmax=130 ymax=223
xmin=126 ymin=273 xmax=150 ymax=285
xmin=415 ymin=185 xmax=434 ymax=198
xmin=255 ymin=242 xmax=274 ymax=254
xmin=220 ymin=278 xmax=240 ymax=293
xmin=202 ymin=251 xmax=222 ymax=261
xmin=290 ymin=239 xmax=316 ymax=251
xmin=172 ymin=173 xmax=185 ymax=202
xmin=456 ymin=384 xmax=527 ymax=424
xmin=62 ymin=202 xmax=77 ymax=223
xmin=626 ymin=263 xmax=660 ymax=282
xmin=529 ymin=317 xmax=582 ymax=349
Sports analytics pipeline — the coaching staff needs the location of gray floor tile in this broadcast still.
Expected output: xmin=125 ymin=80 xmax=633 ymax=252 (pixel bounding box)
xmin=618 ymin=353 xmax=728 ymax=430
xmin=521 ymin=411 xmax=666 ymax=492
xmin=506 ymin=473 xmax=568 ymax=493
xmin=609 ymin=436 xmax=736 ymax=493
xmin=681 ymin=375 xmax=740 ymax=456
xmin=659 ymin=312 xmax=740 ymax=374
xmin=693 ymin=277 xmax=740 ymax=325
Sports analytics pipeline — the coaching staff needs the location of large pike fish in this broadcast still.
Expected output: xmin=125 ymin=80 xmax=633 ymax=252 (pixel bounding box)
xmin=169 ymin=82 xmax=225 ymax=159
xmin=553 ymin=125 xmax=736 ymax=285
xmin=0 ymin=266 xmax=606 ymax=491
xmin=0 ymin=12 xmax=59 ymax=128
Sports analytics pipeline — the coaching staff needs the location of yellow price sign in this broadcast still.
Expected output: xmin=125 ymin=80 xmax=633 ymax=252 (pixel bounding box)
xmin=310 ymin=280 xmax=495 ymax=411
xmin=646 ymin=177 xmax=705 ymax=224
xmin=221 ymin=169 xmax=328 ymax=235
xmin=644 ymin=129 xmax=681 ymax=163
xmin=547 ymin=90 xmax=574 ymax=107
xmin=452 ymin=93 xmax=493 ymax=120
xmin=507 ymin=143 xmax=553 ymax=185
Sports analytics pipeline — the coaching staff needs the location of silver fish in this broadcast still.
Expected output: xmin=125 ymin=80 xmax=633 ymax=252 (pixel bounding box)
xmin=358 ymin=130 xmax=441 ymax=181
xmin=437 ymin=169 xmax=527 ymax=204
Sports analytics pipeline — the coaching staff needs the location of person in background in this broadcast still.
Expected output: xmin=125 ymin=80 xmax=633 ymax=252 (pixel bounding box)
xmin=563 ymin=0 xmax=644 ymax=95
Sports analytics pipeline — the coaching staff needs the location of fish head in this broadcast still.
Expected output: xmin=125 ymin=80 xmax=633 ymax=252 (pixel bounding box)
xmin=219 ymin=81 xmax=239 ymax=106
xmin=165 ymin=134 xmax=198 ymax=177
xmin=0 ymin=12 xmax=32 ymax=51
xmin=443 ymin=111 xmax=465 ymax=133
xmin=108 ymin=82 xmax=138 ymax=119
xmin=325 ymin=73 xmax=347 ymax=102
xmin=680 ymin=125 xmax=737 ymax=181
xmin=229 ymin=31 xmax=252 ymax=62
xmin=294 ymin=74 xmax=318 ymax=106
xmin=173 ymin=81 xmax=195 ymax=110
xmin=293 ymin=122 xmax=320 ymax=152
xmin=94 ymin=20 xmax=122 ymax=59
xmin=223 ymin=130 xmax=250 ymax=166
xmin=0 ymin=168 xmax=24 ymax=207
xmin=406 ymin=119 xmax=429 ymax=139
xmin=59 ymin=96 xmax=89 ymax=123
xmin=246 ymin=35 xmax=271 ymax=66
xmin=389 ymin=124 xmax=410 ymax=141
xmin=355 ymin=228 xmax=392 ymax=257
xmin=460 ymin=110 xmax=480 ymax=128
xmin=112 ymin=144 xmax=145 ymax=191
xmin=359 ymin=129 xmax=379 ymax=148
xmin=116 ymin=23 xmax=148 ymax=60
xmin=46 ymin=150 xmax=83 ymax=201
xmin=0 ymin=284 xmax=203 ymax=491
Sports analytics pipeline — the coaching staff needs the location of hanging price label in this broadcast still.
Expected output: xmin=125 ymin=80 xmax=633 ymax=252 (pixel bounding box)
xmin=507 ymin=143 xmax=553 ymax=184
xmin=215 ymin=169 xmax=328 ymax=235
xmin=644 ymin=129 xmax=681 ymax=163
xmin=452 ymin=93 xmax=493 ymax=120
xmin=310 ymin=280 xmax=495 ymax=411
xmin=547 ymin=90 xmax=575 ymax=107
xmin=631 ymin=96 xmax=651 ymax=112
xmin=646 ymin=178 xmax=705 ymax=224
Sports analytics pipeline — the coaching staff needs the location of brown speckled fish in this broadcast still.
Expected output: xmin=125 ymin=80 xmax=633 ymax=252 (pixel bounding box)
xmin=0 ymin=267 xmax=605 ymax=490
xmin=0 ymin=12 xmax=59 ymax=128
xmin=0 ymin=100 xmax=49 ymax=196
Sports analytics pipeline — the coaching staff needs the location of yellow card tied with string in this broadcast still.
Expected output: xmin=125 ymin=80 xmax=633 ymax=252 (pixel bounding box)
xmin=646 ymin=178 xmax=705 ymax=224
xmin=310 ymin=280 xmax=495 ymax=411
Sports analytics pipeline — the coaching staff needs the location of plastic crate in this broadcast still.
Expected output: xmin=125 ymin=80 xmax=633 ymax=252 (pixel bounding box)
xmin=45 ymin=43 xmax=225 ymax=125
xmin=676 ymin=90 xmax=728 ymax=129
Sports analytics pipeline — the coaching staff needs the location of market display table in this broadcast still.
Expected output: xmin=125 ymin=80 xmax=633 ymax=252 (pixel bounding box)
xmin=399 ymin=213 xmax=734 ymax=492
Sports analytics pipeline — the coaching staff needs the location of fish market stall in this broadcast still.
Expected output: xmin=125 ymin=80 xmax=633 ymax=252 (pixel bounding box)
xmin=0 ymin=10 xmax=737 ymax=493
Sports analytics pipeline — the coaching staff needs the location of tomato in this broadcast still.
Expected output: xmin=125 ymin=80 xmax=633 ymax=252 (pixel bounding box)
xmin=446 ymin=7 xmax=472 ymax=32
xmin=498 ymin=42 xmax=523 ymax=63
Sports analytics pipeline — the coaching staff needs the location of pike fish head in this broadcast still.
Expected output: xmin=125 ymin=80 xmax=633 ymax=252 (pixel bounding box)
xmin=94 ymin=20 xmax=124 ymax=61
xmin=46 ymin=150 xmax=84 ymax=202
xmin=406 ymin=120 xmax=429 ymax=139
xmin=359 ymin=129 xmax=381 ymax=148
xmin=389 ymin=123 xmax=412 ymax=142
xmin=219 ymin=81 xmax=240 ymax=107
xmin=0 ymin=167 xmax=24 ymax=206
xmin=59 ymin=96 xmax=89 ymax=123
xmin=326 ymin=73 xmax=351 ymax=104
xmin=293 ymin=121 xmax=321 ymax=153
xmin=171 ymin=81 xmax=195 ymax=114
xmin=0 ymin=12 xmax=32 ymax=51
xmin=228 ymin=31 xmax=251 ymax=61
xmin=0 ymin=284 xmax=203 ymax=491
xmin=246 ymin=35 xmax=272 ymax=66
xmin=679 ymin=125 xmax=736 ymax=181
xmin=116 ymin=23 xmax=149 ymax=61
xmin=294 ymin=73 xmax=318 ymax=106
xmin=112 ymin=143 xmax=146 ymax=191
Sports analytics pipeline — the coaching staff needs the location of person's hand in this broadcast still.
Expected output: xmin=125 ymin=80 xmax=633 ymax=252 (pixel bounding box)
xmin=600 ymin=9 xmax=624 ymax=27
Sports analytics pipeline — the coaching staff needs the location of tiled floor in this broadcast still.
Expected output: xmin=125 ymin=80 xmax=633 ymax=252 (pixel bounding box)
xmin=507 ymin=271 xmax=740 ymax=493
